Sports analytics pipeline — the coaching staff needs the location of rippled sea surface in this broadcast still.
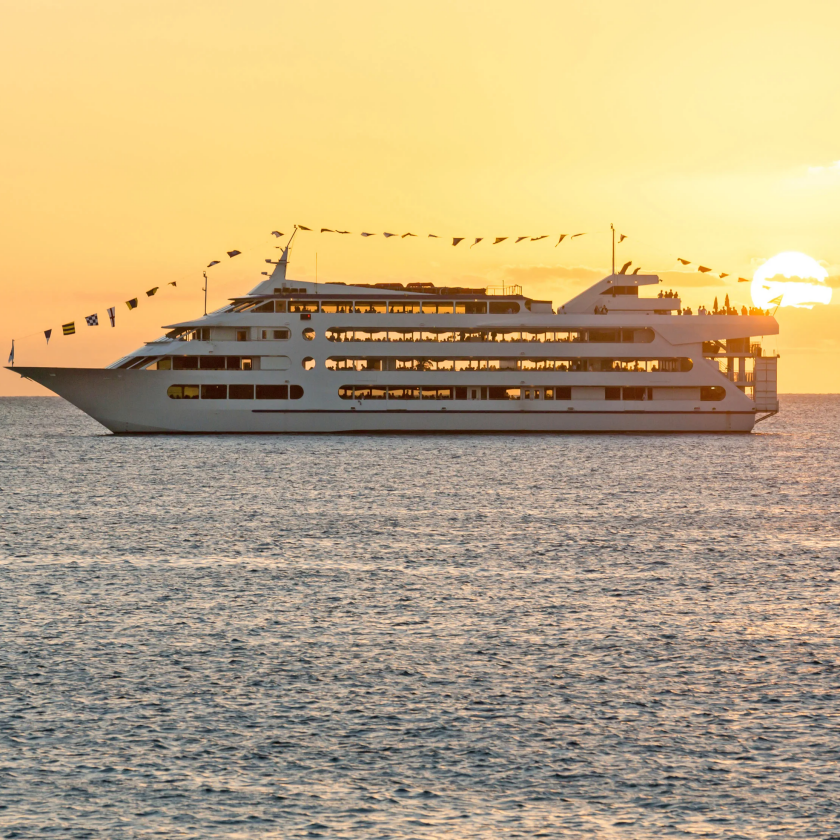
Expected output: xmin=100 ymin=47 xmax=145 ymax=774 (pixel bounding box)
xmin=2 ymin=396 xmax=840 ymax=839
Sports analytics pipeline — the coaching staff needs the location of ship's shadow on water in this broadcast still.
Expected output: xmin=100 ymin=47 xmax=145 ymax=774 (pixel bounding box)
xmin=1 ymin=395 xmax=839 ymax=839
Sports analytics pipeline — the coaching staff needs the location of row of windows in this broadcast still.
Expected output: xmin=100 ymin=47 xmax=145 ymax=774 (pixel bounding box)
xmin=325 ymin=357 xmax=693 ymax=372
xmin=177 ymin=329 xmax=294 ymax=342
xmin=338 ymin=386 xmax=726 ymax=401
xmin=167 ymin=384 xmax=304 ymax=400
xmin=232 ymin=299 xmax=520 ymax=315
xmin=325 ymin=328 xmax=655 ymax=343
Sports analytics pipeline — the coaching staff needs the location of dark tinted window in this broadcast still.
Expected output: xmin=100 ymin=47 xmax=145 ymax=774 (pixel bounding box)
xmin=201 ymin=384 xmax=227 ymax=399
xmin=229 ymin=384 xmax=254 ymax=399
xmin=555 ymin=387 xmax=572 ymax=400
xmin=605 ymin=387 xmax=621 ymax=401
xmin=290 ymin=385 xmax=304 ymax=400
xmin=199 ymin=356 xmax=226 ymax=370
xmin=701 ymin=386 xmax=726 ymax=401
xmin=173 ymin=356 xmax=199 ymax=370
xmin=256 ymin=385 xmax=288 ymax=399
xmin=489 ymin=301 xmax=520 ymax=314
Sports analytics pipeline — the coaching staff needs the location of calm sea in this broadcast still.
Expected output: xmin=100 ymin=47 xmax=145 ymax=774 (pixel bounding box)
xmin=1 ymin=396 xmax=839 ymax=839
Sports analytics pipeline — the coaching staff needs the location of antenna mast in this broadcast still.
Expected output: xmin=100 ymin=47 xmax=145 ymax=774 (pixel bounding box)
xmin=611 ymin=223 xmax=615 ymax=275
xmin=202 ymin=271 xmax=208 ymax=315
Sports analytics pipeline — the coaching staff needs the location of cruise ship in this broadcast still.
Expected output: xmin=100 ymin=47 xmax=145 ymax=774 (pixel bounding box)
xmin=10 ymin=240 xmax=780 ymax=433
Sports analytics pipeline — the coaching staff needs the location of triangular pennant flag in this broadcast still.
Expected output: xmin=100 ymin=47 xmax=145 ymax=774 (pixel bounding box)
xmin=296 ymin=225 xmax=312 ymax=231
xmin=719 ymin=273 xmax=729 ymax=279
xmin=168 ymin=281 xmax=177 ymax=287
xmin=452 ymin=237 xmax=464 ymax=246
xmin=402 ymin=232 xmax=416 ymax=238
xmin=677 ymin=258 xmax=691 ymax=265
xmin=618 ymin=234 xmax=627 ymax=243
xmin=44 ymin=330 xmax=52 ymax=345
xmin=85 ymin=314 xmax=99 ymax=326
xmin=146 ymin=287 xmax=159 ymax=297
xmin=530 ymin=235 xmax=548 ymax=241
xmin=107 ymin=307 xmax=116 ymax=327
xmin=769 ymin=294 xmax=783 ymax=305
xmin=321 ymin=228 xmax=334 ymax=233
xmin=383 ymin=232 xmax=397 ymax=238
xmin=271 ymin=230 xmax=283 ymax=237
xmin=336 ymin=230 xmax=351 ymax=234
xmin=493 ymin=237 xmax=508 ymax=244
xmin=7 ymin=340 xmax=13 ymax=365
xmin=571 ymin=233 xmax=586 ymax=239
xmin=471 ymin=238 xmax=483 ymax=248
xmin=126 ymin=298 xmax=138 ymax=310
xmin=361 ymin=232 xmax=375 ymax=237
xmin=227 ymin=250 xmax=241 ymax=258
xmin=738 ymin=277 xmax=750 ymax=283
xmin=207 ymin=260 xmax=220 ymax=267
xmin=62 ymin=322 xmax=76 ymax=335
xmin=555 ymin=234 xmax=567 ymax=247
xmin=515 ymin=236 xmax=528 ymax=243
xmin=618 ymin=261 xmax=632 ymax=275
xmin=697 ymin=265 xmax=712 ymax=273
xmin=428 ymin=234 xmax=440 ymax=238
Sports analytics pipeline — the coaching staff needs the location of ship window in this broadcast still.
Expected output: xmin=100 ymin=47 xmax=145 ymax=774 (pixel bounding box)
xmin=589 ymin=329 xmax=619 ymax=343
xmin=253 ymin=301 xmax=275 ymax=313
xmin=201 ymin=384 xmax=227 ymax=399
xmin=274 ymin=300 xmax=287 ymax=313
xmin=605 ymin=387 xmax=621 ymax=401
xmin=388 ymin=300 xmax=420 ymax=314
xmin=167 ymin=385 xmax=183 ymax=399
xmin=320 ymin=301 xmax=353 ymax=313
xmin=302 ymin=357 xmax=315 ymax=370
xmin=356 ymin=301 xmax=386 ymax=314
xmin=173 ymin=356 xmax=199 ymax=370
xmin=701 ymin=386 xmax=726 ymax=401
xmin=289 ymin=300 xmax=320 ymax=313
xmin=555 ymin=387 xmax=572 ymax=400
xmin=290 ymin=385 xmax=303 ymax=399
xmin=488 ymin=387 xmax=519 ymax=400
xmin=260 ymin=329 xmax=290 ymax=340
xmin=236 ymin=330 xmax=249 ymax=342
xmin=455 ymin=386 xmax=467 ymax=399
xmin=622 ymin=387 xmax=648 ymax=401
xmin=388 ymin=387 xmax=420 ymax=400
xmin=339 ymin=386 xmax=354 ymax=399
xmin=302 ymin=328 xmax=315 ymax=341
xmin=199 ymin=356 xmax=226 ymax=370
xmin=421 ymin=387 xmax=453 ymax=399
xmin=353 ymin=387 xmax=386 ymax=400
xmin=156 ymin=358 xmax=172 ymax=370
xmin=256 ymin=384 xmax=288 ymax=399
xmin=489 ymin=301 xmax=520 ymax=314
xmin=226 ymin=356 xmax=241 ymax=370
xmin=454 ymin=302 xmax=483 ymax=314
xmin=184 ymin=385 xmax=199 ymax=399
xmin=421 ymin=301 xmax=454 ymax=314
xmin=229 ymin=384 xmax=254 ymax=399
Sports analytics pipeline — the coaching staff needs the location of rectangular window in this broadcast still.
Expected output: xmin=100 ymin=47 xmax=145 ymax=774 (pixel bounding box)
xmin=201 ymin=384 xmax=227 ymax=399
xmin=229 ymin=384 xmax=254 ymax=399
xmin=605 ymin=387 xmax=621 ymax=401
xmin=256 ymin=384 xmax=288 ymax=399
xmin=274 ymin=300 xmax=287 ymax=313
xmin=241 ymin=358 xmax=253 ymax=371
xmin=456 ymin=302 xmax=487 ymax=314
xmin=156 ymin=358 xmax=172 ymax=370
xmin=455 ymin=386 xmax=467 ymax=400
xmin=421 ymin=301 xmax=454 ymax=314
xmin=199 ymin=356 xmax=226 ymax=370
xmin=421 ymin=387 xmax=453 ymax=400
xmin=320 ymin=301 xmax=353 ymax=314
xmin=356 ymin=301 xmax=387 ymax=314
xmin=590 ymin=329 xmax=619 ymax=343
xmin=288 ymin=300 xmax=319 ymax=313
xmin=236 ymin=330 xmax=248 ymax=342
xmin=173 ymin=356 xmax=199 ymax=370
xmin=489 ymin=301 xmax=520 ymax=314
xmin=622 ymin=386 xmax=647 ymax=401
xmin=253 ymin=301 xmax=275 ymax=313
xmin=388 ymin=387 xmax=420 ymax=400
xmin=387 ymin=301 xmax=420 ymax=314
xmin=226 ymin=357 xmax=241 ymax=370
xmin=183 ymin=385 xmax=199 ymax=400
xmin=555 ymin=387 xmax=572 ymax=400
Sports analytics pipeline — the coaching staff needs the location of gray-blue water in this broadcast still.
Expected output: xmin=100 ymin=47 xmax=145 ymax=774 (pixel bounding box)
xmin=1 ymin=396 xmax=839 ymax=839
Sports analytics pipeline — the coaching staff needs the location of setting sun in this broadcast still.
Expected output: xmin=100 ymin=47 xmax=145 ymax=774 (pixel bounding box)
xmin=751 ymin=252 xmax=832 ymax=310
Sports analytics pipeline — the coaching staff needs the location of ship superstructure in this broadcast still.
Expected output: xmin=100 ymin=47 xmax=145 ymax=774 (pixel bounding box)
xmin=11 ymin=241 xmax=779 ymax=433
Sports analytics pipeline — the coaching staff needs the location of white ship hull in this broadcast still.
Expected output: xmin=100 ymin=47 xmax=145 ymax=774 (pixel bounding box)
xmin=15 ymin=368 xmax=758 ymax=433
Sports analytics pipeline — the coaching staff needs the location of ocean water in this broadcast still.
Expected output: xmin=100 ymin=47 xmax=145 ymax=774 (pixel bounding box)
xmin=1 ymin=395 xmax=839 ymax=839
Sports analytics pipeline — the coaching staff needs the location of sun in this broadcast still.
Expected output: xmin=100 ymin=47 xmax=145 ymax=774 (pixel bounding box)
xmin=751 ymin=251 xmax=832 ymax=309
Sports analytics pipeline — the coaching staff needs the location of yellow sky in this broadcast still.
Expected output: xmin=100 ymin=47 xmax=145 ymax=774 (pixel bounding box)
xmin=3 ymin=0 xmax=839 ymax=394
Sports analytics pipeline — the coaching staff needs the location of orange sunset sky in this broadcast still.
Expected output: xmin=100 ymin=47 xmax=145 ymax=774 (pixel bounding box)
xmin=2 ymin=0 xmax=839 ymax=395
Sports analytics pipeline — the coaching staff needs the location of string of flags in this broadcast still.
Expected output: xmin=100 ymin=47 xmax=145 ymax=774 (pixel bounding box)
xmin=675 ymin=257 xmax=749 ymax=283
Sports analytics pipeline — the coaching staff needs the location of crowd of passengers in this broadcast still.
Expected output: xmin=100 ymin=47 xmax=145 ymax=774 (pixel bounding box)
xmin=330 ymin=360 xmax=681 ymax=372
xmin=327 ymin=331 xmax=596 ymax=343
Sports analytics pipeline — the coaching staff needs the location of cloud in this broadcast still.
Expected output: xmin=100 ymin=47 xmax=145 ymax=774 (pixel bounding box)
xmin=826 ymin=275 xmax=840 ymax=288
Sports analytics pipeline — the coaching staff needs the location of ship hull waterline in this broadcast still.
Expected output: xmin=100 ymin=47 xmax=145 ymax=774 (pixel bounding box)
xmin=11 ymin=367 xmax=758 ymax=434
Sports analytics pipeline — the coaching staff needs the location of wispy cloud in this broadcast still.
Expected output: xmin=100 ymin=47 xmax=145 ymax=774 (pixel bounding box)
xmin=807 ymin=160 xmax=840 ymax=175
xmin=502 ymin=265 xmax=604 ymax=284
